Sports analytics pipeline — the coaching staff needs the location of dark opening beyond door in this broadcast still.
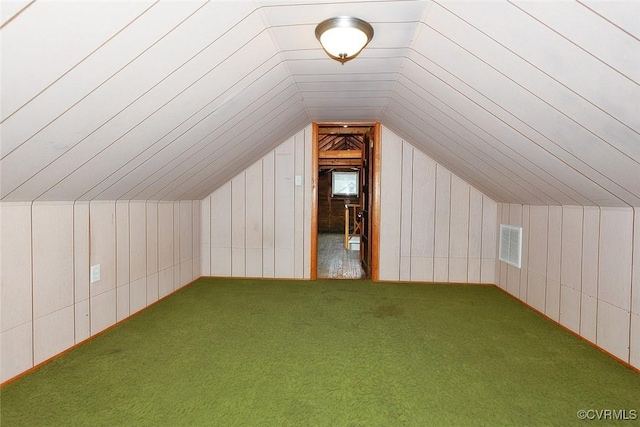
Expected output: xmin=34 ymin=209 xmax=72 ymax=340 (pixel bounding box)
xmin=315 ymin=124 xmax=374 ymax=279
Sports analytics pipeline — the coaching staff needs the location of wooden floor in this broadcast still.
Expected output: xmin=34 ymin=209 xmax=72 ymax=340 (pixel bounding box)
xmin=317 ymin=233 xmax=366 ymax=279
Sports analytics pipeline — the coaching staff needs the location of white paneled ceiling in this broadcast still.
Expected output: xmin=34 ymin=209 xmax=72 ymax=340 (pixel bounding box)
xmin=1 ymin=0 xmax=638 ymax=205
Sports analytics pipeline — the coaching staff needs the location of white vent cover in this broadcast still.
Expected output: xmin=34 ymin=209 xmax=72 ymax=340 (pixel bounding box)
xmin=499 ymin=224 xmax=522 ymax=268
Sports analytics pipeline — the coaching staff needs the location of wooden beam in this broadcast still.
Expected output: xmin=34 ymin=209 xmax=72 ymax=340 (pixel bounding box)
xmin=316 ymin=121 xmax=377 ymax=128
xmin=318 ymin=159 xmax=362 ymax=167
xmin=318 ymin=150 xmax=362 ymax=159
xmin=318 ymin=127 xmax=370 ymax=135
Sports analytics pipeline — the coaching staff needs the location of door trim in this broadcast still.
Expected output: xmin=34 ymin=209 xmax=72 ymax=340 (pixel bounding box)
xmin=310 ymin=121 xmax=380 ymax=280
xmin=310 ymin=123 xmax=319 ymax=280
xmin=371 ymin=123 xmax=381 ymax=281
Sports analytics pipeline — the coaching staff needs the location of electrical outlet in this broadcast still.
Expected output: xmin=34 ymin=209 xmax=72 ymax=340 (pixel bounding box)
xmin=90 ymin=264 xmax=101 ymax=284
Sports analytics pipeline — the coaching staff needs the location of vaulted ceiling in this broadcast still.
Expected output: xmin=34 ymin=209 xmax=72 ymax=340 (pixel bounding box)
xmin=1 ymin=0 xmax=638 ymax=205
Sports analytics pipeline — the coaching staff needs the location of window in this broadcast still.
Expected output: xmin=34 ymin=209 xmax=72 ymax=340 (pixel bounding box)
xmin=331 ymin=171 xmax=359 ymax=197
xmin=499 ymin=224 xmax=522 ymax=268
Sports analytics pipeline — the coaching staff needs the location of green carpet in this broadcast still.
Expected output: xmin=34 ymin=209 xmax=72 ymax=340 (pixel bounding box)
xmin=1 ymin=278 xmax=638 ymax=426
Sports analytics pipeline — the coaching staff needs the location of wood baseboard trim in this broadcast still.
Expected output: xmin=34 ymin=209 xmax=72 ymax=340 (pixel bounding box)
xmin=5 ymin=279 xmax=635 ymax=388
xmin=1 ymin=276 xmax=202 ymax=388
xmin=493 ymin=284 xmax=640 ymax=374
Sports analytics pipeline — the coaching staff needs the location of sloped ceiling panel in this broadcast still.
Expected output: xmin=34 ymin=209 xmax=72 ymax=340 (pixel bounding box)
xmin=259 ymin=0 xmax=425 ymax=122
xmin=383 ymin=1 xmax=640 ymax=207
xmin=1 ymin=0 xmax=308 ymax=201
xmin=1 ymin=0 xmax=639 ymax=206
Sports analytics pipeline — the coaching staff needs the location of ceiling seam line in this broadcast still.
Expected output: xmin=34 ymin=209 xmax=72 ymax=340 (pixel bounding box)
xmin=163 ymin=100 xmax=307 ymax=200
xmin=129 ymin=82 xmax=302 ymax=201
xmin=255 ymin=3 xmax=312 ymax=125
xmin=386 ymin=95 xmax=555 ymax=205
xmin=83 ymin=53 xmax=288 ymax=200
xmin=390 ymin=81 xmax=566 ymax=204
xmin=20 ymin=28 xmax=280 ymax=202
xmin=0 ymin=1 xmax=160 ymax=124
xmin=387 ymin=92 xmax=550 ymax=203
xmin=257 ymin=0 xmax=417 ymax=13
xmin=404 ymin=56 xmax=605 ymax=205
xmin=69 ymin=55 xmax=284 ymax=201
xmin=508 ymin=0 xmax=639 ymax=86
xmin=0 ymin=0 xmax=35 ymax=30
xmin=146 ymin=92 xmax=303 ymax=200
xmin=182 ymin=111 xmax=309 ymax=199
xmin=405 ymin=53 xmax=633 ymax=207
xmin=123 ymin=77 xmax=298 ymax=200
xmin=385 ymin=109 xmax=532 ymax=206
xmin=393 ymin=74 xmax=584 ymax=205
xmin=192 ymin=115 xmax=309 ymax=200
xmin=419 ymin=22 xmax=640 ymax=167
xmin=1 ymin=0 xmax=211 ymax=161
xmin=381 ymin=0 xmax=434 ymax=126
xmin=575 ymin=1 xmax=640 ymax=42
xmin=431 ymin=1 xmax=640 ymax=138
xmin=176 ymin=112 xmax=309 ymax=201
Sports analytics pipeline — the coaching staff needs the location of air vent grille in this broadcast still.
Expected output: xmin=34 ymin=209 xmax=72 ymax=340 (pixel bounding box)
xmin=499 ymin=224 xmax=522 ymax=268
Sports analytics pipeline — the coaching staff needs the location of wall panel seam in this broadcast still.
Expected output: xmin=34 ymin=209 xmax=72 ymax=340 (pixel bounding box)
xmin=558 ymin=207 xmax=563 ymax=323
xmin=272 ymin=152 xmax=276 ymax=277
xmin=230 ymin=182 xmax=234 ymax=277
xmin=543 ymin=206 xmax=549 ymax=314
xmin=409 ymin=146 xmax=414 ymax=279
xmin=400 ymin=140 xmax=405 ymax=279
xmin=467 ymin=188 xmax=472 ymax=280
xmin=209 ymin=196 xmax=213 ymax=277
xmin=447 ymin=169 xmax=452 ymax=281
xmin=578 ymin=207 xmax=584 ymax=336
xmin=129 ymin=203 xmax=134 ymax=313
xmin=433 ymin=165 xmax=438 ymax=282
xmin=595 ymin=207 xmax=601 ymax=346
xmin=72 ymin=201 xmax=77 ymax=345
xmin=111 ymin=202 xmax=117 ymax=329
xmin=88 ymin=202 xmax=92 ymax=337
xmin=29 ymin=201 xmax=35 ymax=369
xmin=479 ymin=196 xmax=484 ymax=283
xmin=629 ymin=207 xmax=636 ymax=362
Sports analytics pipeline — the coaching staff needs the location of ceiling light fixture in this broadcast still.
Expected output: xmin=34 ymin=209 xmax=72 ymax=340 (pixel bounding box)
xmin=315 ymin=16 xmax=374 ymax=64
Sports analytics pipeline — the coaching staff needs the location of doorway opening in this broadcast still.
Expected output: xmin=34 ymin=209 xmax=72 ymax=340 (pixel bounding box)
xmin=311 ymin=122 xmax=380 ymax=280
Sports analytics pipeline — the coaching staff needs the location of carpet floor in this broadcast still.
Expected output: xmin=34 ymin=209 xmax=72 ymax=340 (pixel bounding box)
xmin=1 ymin=278 xmax=638 ymax=426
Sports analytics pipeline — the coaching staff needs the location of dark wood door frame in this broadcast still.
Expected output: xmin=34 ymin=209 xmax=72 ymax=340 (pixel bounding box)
xmin=310 ymin=122 xmax=380 ymax=280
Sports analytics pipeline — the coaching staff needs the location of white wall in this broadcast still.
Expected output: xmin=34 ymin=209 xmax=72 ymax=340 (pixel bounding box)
xmin=195 ymin=117 xmax=640 ymax=376
xmin=497 ymin=204 xmax=640 ymax=370
xmin=379 ymin=127 xmax=498 ymax=283
xmin=201 ymin=127 xmax=312 ymax=279
xmin=201 ymin=125 xmax=498 ymax=282
xmin=0 ymin=199 xmax=201 ymax=383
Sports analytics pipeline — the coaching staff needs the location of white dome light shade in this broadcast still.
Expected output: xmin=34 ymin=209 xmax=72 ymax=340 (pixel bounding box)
xmin=315 ymin=16 xmax=374 ymax=63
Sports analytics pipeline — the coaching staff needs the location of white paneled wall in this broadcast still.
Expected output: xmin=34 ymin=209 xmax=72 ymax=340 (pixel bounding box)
xmin=633 ymin=208 xmax=640 ymax=368
xmin=497 ymin=204 xmax=640 ymax=369
xmin=1 ymin=203 xmax=33 ymax=379
xmin=201 ymin=127 xmax=312 ymax=279
xmin=379 ymin=127 xmax=497 ymax=283
xmin=0 ymin=199 xmax=201 ymax=383
xmin=32 ymin=202 xmax=75 ymax=365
